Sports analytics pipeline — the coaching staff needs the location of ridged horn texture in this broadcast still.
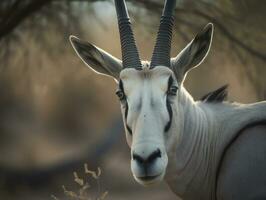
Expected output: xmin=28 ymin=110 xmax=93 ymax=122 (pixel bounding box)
xmin=150 ymin=0 xmax=176 ymax=68
xmin=114 ymin=0 xmax=142 ymax=70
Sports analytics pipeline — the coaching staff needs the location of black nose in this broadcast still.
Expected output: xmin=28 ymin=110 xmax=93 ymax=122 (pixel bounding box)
xmin=133 ymin=149 xmax=161 ymax=166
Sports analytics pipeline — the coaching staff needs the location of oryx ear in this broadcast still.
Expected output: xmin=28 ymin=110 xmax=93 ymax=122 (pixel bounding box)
xmin=70 ymin=36 xmax=122 ymax=82
xmin=171 ymin=23 xmax=213 ymax=82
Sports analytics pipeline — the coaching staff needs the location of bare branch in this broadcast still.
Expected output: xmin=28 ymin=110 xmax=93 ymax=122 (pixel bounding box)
xmin=132 ymin=0 xmax=266 ymax=62
xmin=0 ymin=0 xmax=52 ymax=41
xmin=190 ymin=9 xmax=266 ymax=62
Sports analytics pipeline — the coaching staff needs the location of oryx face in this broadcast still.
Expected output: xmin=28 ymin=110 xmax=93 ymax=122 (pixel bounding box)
xmin=70 ymin=0 xmax=213 ymax=186
xmin=117 ymin=66 xmax=178 ymax=185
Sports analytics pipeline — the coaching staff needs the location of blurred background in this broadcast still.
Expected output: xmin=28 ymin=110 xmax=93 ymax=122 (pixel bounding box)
xmin=0 ymin=0 xmax=265 ymax=200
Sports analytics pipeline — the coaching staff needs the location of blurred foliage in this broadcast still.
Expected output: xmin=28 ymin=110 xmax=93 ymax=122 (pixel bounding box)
xmin=0 ymin=0 xmax=265 ymax=96
xmin=0 ymin=0 xmax=91 ymax=62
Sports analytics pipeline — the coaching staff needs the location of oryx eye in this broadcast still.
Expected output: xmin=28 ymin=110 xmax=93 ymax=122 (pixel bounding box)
xmin=116 ymin=90 xmax=125 ymax=101
xmin=167 ymin=76 xmax=178 ymax=96
xmin=168 ymin=86 xmax=178 ymax=96
xmin=116 ymin=80 xmax=126 ymax=101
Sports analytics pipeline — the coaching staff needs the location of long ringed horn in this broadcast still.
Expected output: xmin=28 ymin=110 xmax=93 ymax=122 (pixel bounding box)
xmin=150 ymin=0 xmax=176 ymax=68
xmin=114 ymin=0 xmax=142 ymax=70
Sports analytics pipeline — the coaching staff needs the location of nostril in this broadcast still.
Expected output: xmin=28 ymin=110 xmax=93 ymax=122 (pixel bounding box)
xmin=133 ymin=149 xmax=162 ymax=165
xmin=133 ymin=153 xmax=144 ymax=164
xmin=147 ymin=148 xmax=161 ymax=163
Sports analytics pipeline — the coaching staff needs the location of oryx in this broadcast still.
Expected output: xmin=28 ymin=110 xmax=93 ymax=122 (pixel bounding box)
xmin=69 ymin=0 xmax=266 ymax=199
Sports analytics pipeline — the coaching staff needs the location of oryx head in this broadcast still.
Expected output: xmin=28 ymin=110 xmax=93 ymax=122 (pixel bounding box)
xmin=70 ymin=0 xmax=213 ymax=186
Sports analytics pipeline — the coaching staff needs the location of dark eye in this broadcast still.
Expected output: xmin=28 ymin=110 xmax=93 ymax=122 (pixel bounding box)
xmin=116 ymin=90 xmax=126 ymax=101
xmin=167 ymin=86 xmax=178 ymax=96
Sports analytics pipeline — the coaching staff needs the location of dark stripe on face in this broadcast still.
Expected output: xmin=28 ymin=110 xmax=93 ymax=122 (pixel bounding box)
xmin=125 ymin=102 xmax=133 ymax=135
xmin=164 ymin=76 xmax=174 ymax=132
xmin=120 ymin=80 xmax=133 ymax=135
xmin=168 ymin=76 xmax=173 ymax=90
xmin=164 ymin=98 xmax=173 ymax=132
xmin=119 ymin=79 xmax=125 ymax=93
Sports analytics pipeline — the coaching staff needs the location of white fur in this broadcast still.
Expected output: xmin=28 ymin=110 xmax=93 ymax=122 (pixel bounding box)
xmin=164 ymin=87 xmax=266 ymax=200
xmin=119 ymin=66 xmax=266 ymax=199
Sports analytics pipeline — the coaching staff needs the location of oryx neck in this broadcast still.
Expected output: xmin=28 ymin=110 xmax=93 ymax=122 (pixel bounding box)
xmin=166 ymin=87 xmax=215 ymax=198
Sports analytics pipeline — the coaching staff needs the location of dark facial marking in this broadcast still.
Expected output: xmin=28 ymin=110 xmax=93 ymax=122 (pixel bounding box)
xmin=119 ymin=80 xmax=133 ymax=135
xmin=119 ymin=79 xmax=125 ymax=93
xmin=124 ymin=102 xmax=133 ymax=135
xmin=164 ymin=76 xmax=174 ymax=132
xmin=167 ymin=76 xmax=174 ymax=91
xmin=164 ymin=98 xmax=173 ymax=132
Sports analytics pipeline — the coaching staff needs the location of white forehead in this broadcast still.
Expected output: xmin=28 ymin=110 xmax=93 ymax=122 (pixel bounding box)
xmin=119 ymin=66 xmax=174 ymax=93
